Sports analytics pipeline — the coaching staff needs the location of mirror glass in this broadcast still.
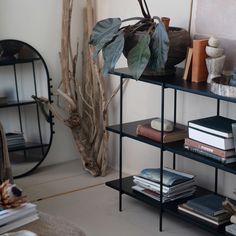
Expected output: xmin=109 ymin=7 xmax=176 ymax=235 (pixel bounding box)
xmin=0 ymin=39 xmax=53 ymax=178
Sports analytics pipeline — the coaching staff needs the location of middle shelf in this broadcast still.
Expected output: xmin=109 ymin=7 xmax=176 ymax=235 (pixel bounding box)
xmin=107 ymin=118 xmax=236 ymax=175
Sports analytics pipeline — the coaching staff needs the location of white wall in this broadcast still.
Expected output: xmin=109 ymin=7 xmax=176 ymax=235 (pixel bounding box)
xmin=0 ymin=0 xmax=86 ymax=166
xmin=95 ymin=0 xmax=193 ymax=172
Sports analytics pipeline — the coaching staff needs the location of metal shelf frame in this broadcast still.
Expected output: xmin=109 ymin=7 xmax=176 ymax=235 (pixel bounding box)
xmin=105 ymin=67 xmax=236 ymax=235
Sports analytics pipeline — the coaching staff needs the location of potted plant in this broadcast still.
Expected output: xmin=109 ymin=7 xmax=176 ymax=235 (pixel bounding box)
xmin=90 ymin=0 xmax=191 ymax=80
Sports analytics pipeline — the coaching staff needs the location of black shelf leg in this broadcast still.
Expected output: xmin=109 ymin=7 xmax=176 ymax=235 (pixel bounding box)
xmin=215 ymin=99 xmax=220 ymax=193
xmin=119 ymin=75 xmax=124 ymax=212
xmin=215 ymin=168 xmax=218 ymax=193
xmin=173 ymin=89 xmax=177 ymax=169
xmin=159 ymin=84 xmax=165 ymax=232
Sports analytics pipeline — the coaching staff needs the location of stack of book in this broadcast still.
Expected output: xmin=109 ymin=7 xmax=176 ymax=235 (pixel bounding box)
xmin=0 ymin=202 xmax=39 ymax=234
xmin=6 ymin=132 xmax=25 ymax=149
xmin=184 ymin=116 xmax=236 ymax=164
xmin=178 ymin=194 xmax=231 ymax=226
xmin=132 ymin=168 xmax=196 ymax=203
xmin=136 ymin=120 xmax=187 ymax=143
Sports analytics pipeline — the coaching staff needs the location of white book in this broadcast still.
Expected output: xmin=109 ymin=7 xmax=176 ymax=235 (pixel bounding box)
xmin=132 ymin=185 xmax=195 ymax=203
xmin=226 ymin=224 xmax=236 ymax=235
xmin=133 ymin=176 xmax=195 ymax=194
xmin=0 ymin=203 xmax=37 ymax=226
xmin=0 ymin=213 xmax=39 ymax=234
xmin=133 ymin=179 xmax=196 ymax=198
xmin=188 ymin=116 xmax=235 ymax=138
xmin=188 ymin=127 xmax=234 ymax=150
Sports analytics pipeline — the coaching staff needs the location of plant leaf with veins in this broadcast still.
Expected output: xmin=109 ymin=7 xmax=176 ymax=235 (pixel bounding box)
xmin=127 ymin=33 xmax=151 ymax=80
xmin=90 ymin=18 xmax=121 ymax=45
xmin=90 ymin=18 xmax=122 ymax=60
xmin=102 ymin=31 xmax=125 ymax=76
xmin=151 ymin=19 xmax=169 ymax=70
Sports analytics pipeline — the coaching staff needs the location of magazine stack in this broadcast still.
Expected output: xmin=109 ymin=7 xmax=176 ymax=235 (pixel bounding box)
xmin=0 ymin=202 xmax=39 ymax=234
xmin=132 ymin=167 xmax=196 ymax=203
xmin=184 ymin=115 xmax=236 ymax=164
xmin=178 ymin=194 xmax=231 ymax=226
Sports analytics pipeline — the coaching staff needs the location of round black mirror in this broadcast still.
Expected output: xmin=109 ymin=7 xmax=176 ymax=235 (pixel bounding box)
xmin=0 ymin=39 xmax=53 ymax=178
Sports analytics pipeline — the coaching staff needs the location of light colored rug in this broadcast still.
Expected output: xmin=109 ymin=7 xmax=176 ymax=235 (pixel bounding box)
xmin=14 ymin=212 xmax=86 ymax=236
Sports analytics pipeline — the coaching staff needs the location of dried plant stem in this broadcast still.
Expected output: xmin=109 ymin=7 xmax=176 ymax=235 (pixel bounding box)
xmin=34 ymin=0 xmax=126 ymax=176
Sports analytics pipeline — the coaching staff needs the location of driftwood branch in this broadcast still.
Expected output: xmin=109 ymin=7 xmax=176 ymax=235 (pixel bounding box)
xmin=34 ymin=0 xmax=125 ymax=177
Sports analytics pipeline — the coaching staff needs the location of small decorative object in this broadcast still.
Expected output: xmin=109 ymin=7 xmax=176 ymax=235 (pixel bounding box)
xmin=0 ymin=180 xmax=27 ymax=208
xmin=210 ymin=76 xmax=236 ymax=98
xmin=205 ymin=37 xmax=226 ymax=83
xmin=150 ymin=118 xmax=174 ymax=132
xmin=90 ymin=0 xmax=191 ymax=79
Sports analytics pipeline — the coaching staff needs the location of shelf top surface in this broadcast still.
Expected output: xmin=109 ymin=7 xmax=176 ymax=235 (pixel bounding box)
xmin=0 ymin=57 xmax=40 ymax=66
xmin=0 ymin=100 xmax=36 ymax=108
xmin=111 ymin=68 xmax=236 ymax=103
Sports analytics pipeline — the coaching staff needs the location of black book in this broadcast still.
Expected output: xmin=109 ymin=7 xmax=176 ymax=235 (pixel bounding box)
xmin=185 ymin=194 xmax=227 ymax=216
xmin=188 ymin=116 xmax=236 ymax=138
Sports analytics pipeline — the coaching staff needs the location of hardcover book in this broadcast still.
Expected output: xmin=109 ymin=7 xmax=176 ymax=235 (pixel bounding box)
xmin=188 ymin=115 xmax=236 ymax=138
xmin=0 ymin=203 xmax=37 ymax=226
xmin=178 ymin=203 xmax=230 ymax=226
xmin=188 ymin=127 xmax=234 ymax=150
xmin=184 ymin=138 xmax=236 ymax=158
xmin=183 ymin=47 xmax=193 ymax=81
xmin=185 ymin=194 xmax=227 ymax=217
xmin=184 ymin=145 xmax=236 ymax=164
xmin=0 ymin=214 xmax=39 ymax=234
xmin=136 ymin=123 xmax=187 ymax=143
xmin=191 ymin=39 xmax=208 ymax=83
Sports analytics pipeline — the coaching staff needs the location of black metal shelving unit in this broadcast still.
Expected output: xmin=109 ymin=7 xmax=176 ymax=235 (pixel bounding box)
xmin=0 ymin=39 xmax=54 ymax=178
xmin=105 ymin=67 xmax=236 ymax=235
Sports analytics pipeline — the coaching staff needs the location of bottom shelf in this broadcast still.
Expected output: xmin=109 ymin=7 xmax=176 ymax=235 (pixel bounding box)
xmin=106 ymin=176 xmax=230 ymax=236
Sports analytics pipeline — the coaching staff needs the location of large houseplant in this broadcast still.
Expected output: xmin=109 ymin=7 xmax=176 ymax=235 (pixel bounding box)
xmin=90 ymin=0 xmax=191 ymax=80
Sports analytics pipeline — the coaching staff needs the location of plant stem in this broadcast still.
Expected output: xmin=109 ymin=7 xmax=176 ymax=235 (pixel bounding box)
xmin=143 ymin=0 xmax=151 ymax=18
xmin=138 ymin=0 xmax=149 ymax=18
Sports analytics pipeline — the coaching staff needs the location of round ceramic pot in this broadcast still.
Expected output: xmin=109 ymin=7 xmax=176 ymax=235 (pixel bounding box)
xmin=123 ymin=27 xmax=191 ymax=75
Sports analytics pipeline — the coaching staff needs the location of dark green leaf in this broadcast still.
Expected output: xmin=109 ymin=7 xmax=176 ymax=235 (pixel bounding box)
xmin=90 ymin=18 xmax=121 ymax=46
xmin=102 ymin=32 xmax=125 ymax=76
xmin=151 ymin=21 xmax=169 ymax=70
xmin=127 ymin=33 xmax=151 ymax=80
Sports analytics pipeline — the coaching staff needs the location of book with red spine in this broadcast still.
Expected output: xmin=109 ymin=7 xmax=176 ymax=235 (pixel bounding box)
xmin=184 ymin=138 xmax=236 ymax=158
xmin=136 ymin=123 xmax=187 ymax=143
